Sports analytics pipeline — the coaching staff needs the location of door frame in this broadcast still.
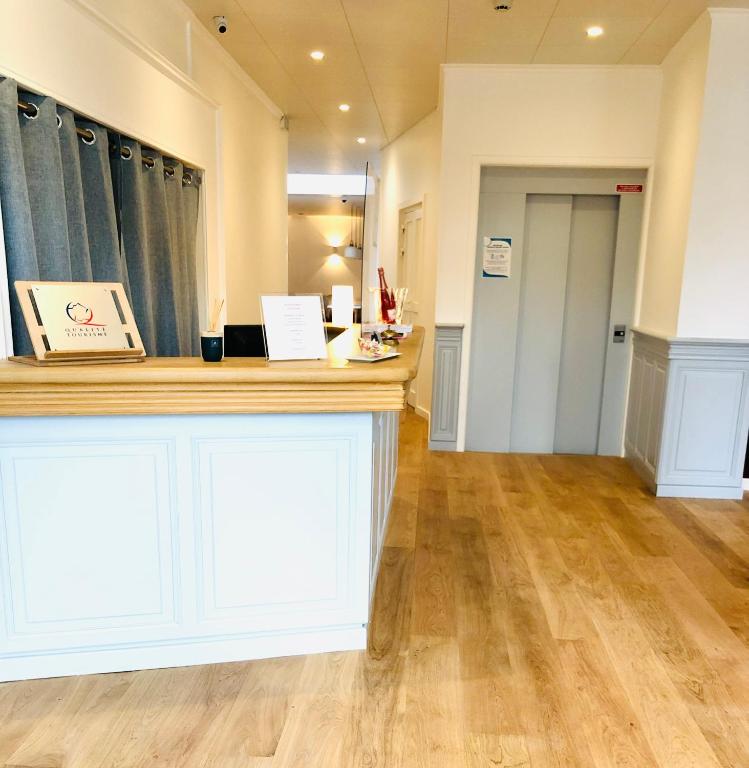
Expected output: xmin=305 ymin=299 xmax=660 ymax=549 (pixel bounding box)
xmin=465 ymin=166 xmax=650 ymax=456
xmin=398 ymin=201 xmax=424 ymax=409
xmin=454 ymin=158 xmax=655 ymax=453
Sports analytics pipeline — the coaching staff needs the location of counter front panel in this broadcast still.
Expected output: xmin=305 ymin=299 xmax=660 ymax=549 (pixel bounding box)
xmin=0 ymin=328 xmax=419 ymax=680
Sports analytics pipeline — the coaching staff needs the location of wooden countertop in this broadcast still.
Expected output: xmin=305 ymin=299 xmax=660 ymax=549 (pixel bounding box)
xmin=0 ymin=326 xmax=424 ymax=416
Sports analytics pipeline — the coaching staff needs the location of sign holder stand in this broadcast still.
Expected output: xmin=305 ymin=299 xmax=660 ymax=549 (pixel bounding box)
xmin=11 ymin=281 xmax=146 ymax=366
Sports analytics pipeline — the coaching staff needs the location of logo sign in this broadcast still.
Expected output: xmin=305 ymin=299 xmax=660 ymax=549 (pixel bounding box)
xmin=65 ymin=302 xmax=106 ymax=327
xmin=32 ymin=285 xmax=130 ymax=352
xmin=616 ymin=184 xmax=644 ymax=194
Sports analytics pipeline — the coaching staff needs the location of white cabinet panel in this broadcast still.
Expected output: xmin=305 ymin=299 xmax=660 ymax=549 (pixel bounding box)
xmin=195 ymin=437 xmax=351 ymax=623
xmin=0 ymin=437 xmax=177 ymax=645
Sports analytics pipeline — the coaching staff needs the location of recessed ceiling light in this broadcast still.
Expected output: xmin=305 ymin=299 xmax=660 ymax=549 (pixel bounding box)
xmin=309 ymin=50 xmax=325 ymax=61
xmin=339 ymin=103 xmax=350 ymax=112
xmin=587 ymin=26 xmax=604 ymax=38
xmin=356 ymin=137 xmax=366 ymax=144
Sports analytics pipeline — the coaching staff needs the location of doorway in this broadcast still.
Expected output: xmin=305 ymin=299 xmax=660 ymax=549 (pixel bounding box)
xmin=398 ymin=203 xmax=423 ymax=408
xmin=466 ymin=167 xmax=646 ymax=456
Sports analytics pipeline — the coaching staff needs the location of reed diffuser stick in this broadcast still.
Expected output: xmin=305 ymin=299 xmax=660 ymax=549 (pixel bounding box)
xmin=209 ymin=299 xmax=224 ymax=333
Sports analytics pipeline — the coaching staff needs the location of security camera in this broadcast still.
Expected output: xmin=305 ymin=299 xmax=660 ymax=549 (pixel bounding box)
xmin=213 ymin=16 xmax=228 ymax=34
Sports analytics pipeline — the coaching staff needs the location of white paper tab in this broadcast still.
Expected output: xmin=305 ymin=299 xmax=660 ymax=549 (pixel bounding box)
xmin=261 ymin=295 xmax=328 ymax=361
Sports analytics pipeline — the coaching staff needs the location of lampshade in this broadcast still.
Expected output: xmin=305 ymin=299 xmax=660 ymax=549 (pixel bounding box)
xmin=331 ymin=285 xmax=355 ymax=327
xmin=343 ymin=244 xmax=363 ymax=259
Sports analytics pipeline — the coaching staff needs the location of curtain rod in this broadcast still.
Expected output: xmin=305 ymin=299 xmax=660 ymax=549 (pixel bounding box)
xmin=17 ymin=98 xmax=194 ymax=185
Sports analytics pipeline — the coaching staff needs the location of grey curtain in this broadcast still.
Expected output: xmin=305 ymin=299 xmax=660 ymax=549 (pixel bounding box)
xmin=0 ymin=77 xmax=201 ymax=357
xmin=111 ymin=143 xmax=201 ymax=356
xmin=166 ymin=161 xmax=201 ymax=356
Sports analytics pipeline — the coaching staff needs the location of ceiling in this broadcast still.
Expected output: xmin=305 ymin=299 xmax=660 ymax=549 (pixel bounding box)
xmin=184 ymin=0 xmax=747 ymax=173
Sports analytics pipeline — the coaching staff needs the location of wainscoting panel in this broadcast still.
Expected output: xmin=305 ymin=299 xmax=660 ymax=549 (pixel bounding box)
xmin=625 ymin=335 xmax=668 ymax=482
xmin=625 ymin=331 xmax=749 ymax=499
xmin=660 ymin=364 xmax=749 ymax=492
xmin=430 ymin=325 xmax=463 ymax=450
xmin=0 ymin=439 xmax=177 ymax=649
xmin=369 ymin=411 xmax=399 ymax=604
xmin=0 ymin=411 xmax=384 ymax=681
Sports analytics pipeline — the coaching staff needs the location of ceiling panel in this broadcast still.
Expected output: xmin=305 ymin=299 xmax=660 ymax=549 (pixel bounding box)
xmin=447 ymin=0 xmax=555 ymax=61
xmin=533 ymin=42 xmax=631 ymax=64
xmin=540 ymin=16 xmax=652 ymax=46
xmin=183 ymin=0 xmax=716 ymax=173
xmin=534 ymin=15 xmax=651 ymax=62
xmin=618 ymin=43 xmax=672 ymax=65
xmin=340 ymin=0 xmax=447 ymax=140
xmin=554 ymin=0 xmax=669 ymax=17
xmin=628 ymin=0 xmax=708 ymax=47
xmin=446 ymin=42 xmax=539 ymax=65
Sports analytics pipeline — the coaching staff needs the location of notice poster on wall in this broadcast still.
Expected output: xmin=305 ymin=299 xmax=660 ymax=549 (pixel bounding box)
xmin=482 ymin=237 xmax=512 ymax=278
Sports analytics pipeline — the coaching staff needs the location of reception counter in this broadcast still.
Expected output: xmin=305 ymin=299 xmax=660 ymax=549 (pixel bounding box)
xmin=0 ymin=327 xmax=422 ymax=681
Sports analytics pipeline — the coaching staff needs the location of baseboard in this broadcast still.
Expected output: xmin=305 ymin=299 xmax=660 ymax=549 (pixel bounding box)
xmin=429 ymin=440 xmax=457 ymax=452
xmin=743 ymin=478 xmax=749 ymax=492
xmin=655 ymin=484 xmax=745 ymax=500
xmin=625 ymin=452 xmax=657 ymax=493
xmin=0 ymin=624 xmax=367 ymax=683
xmin=628 ymin=452 xmax=745 ymax=500
xmin=414 ymin=405 xmax=430 ymax=421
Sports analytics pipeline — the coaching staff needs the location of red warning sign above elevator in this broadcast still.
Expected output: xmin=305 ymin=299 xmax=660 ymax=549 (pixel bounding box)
xmin=616 ymin=184 xmax=644 ymax=194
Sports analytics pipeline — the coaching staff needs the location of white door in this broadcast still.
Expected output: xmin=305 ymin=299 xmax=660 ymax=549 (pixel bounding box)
xmin=398 ymin=205 xmax=423 ymax=408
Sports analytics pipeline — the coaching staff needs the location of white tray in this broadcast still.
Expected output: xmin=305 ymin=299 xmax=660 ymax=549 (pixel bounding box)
xmin=346 ymin=352 xmax=401 ymax=363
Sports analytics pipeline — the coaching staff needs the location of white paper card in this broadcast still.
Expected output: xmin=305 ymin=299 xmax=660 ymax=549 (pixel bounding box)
xmin=32 ymin=284 xmax=130 ymax=351
xmin=482 ymin=236 xmax=511 ymax=278
xmin=261 ymin=295 xmax=328 ymax=361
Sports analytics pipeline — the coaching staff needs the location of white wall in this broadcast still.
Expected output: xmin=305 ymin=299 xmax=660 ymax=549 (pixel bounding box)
xmin=0 ymin=0 xmax=287 ymax=335
xmin=435 ymin=64 xmax=663 ymax=448
xmin=288 ymin=215 xmax=362 ymax=301
xmin=378 ymin=110 xmax=442 ymax=419
xmin=637 ymin=14 xmax=711 ymax=337
xmin=677 ymin=10 xmax=749 ymax=339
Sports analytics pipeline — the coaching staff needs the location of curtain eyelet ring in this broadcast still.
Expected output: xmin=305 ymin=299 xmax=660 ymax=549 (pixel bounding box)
xmin=81 ymin=130 xmax=96 ymax=146
xmin=56 ymin=113 xmax=62 ymax=129
xmin=22 ymin=102 xmax=39 ymax=120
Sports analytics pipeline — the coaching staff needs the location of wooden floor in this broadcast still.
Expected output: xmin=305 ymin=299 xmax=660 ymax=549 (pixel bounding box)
xmin=2 ymin=412 xmax=749 ymax=767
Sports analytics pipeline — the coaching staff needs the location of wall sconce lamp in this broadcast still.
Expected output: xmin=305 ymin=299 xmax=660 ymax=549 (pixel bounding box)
xmin=327 ymin=247 xmax=343 ymax=267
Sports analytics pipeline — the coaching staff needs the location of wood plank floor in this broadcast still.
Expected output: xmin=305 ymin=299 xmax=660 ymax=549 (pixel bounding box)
xmin=2 ymin=411 xmax=749 ymax=767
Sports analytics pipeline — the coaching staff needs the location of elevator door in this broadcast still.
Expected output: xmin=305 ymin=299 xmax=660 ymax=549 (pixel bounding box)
xmin=466 ymin=167 xmax=645 ymax=456
xmin=510 ymin=194 xmax=618 ymax=454
xmin=554 ymin=196 xmax=619 ymax=453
